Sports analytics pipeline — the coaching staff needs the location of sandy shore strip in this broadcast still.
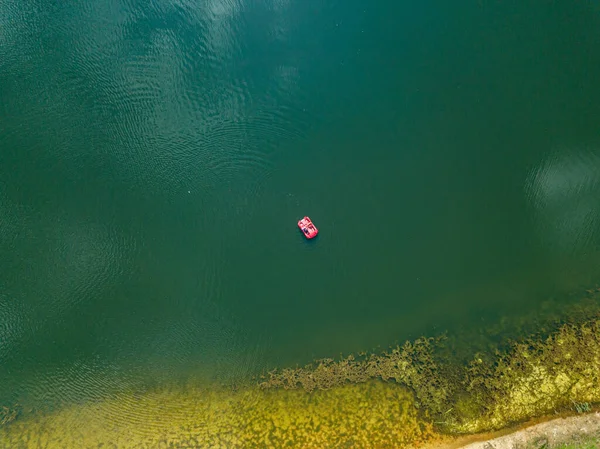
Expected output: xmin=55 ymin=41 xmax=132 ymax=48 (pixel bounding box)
xmin=439 ymin=412 xmax=600 ymax=449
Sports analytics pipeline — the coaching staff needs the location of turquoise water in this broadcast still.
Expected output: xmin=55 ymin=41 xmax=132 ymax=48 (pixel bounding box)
xmin=1 ymin=0 xmax=600 ymax=409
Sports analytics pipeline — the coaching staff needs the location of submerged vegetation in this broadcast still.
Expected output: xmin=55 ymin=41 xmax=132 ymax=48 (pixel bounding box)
xmin=261 ymin=290 xmax=600 ymax=434
xmin=259 ymin=336 xmax=450 ymax=415
xmin=4 ymin=290 xmax=600 ymax=447
xmin=0 ymin=405 xmax=18 ymax=426
xmin=0 ymin=381 xmax=443 ymax=448
xmin=454 ymin=320 xmax=600 ymax=432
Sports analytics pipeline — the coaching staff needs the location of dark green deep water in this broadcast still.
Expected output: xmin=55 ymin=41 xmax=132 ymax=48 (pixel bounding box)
xmin=1 ymin=0 xmax=600 ymax=408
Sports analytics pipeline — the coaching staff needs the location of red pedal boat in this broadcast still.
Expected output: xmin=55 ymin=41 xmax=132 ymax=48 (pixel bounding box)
xmin=298 ymin=216 xmax=318 ymax=239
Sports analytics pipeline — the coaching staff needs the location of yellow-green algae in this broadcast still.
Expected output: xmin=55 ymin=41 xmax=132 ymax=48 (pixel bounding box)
xmin=0 ymin=381 xmax=440 ymax=449
xmin=455 ymin=320 xmax=600 ymax=433
xmin=0 ymin=405 xmax=18 ymax=426
xmin=259 ymin=336 xmax=450 ymax=415
xmin=261 ymin=318 xmax=600 ymax=434
xmin=5 ymin=291 xmax=600 ymax=447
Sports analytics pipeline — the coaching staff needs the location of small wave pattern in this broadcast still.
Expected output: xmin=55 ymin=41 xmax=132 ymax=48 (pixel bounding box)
xmin=0 ymin=208 xmax=135 ymax=356
xmin=525 ymin=146 xmax=600 ymax=256
xmin=0 ymin=186 xmax=138 ymax=402
xmin=0 ymin=0 xmax=316 ymax=411
xmin=52 ymin=0 xmax=314 ymax=204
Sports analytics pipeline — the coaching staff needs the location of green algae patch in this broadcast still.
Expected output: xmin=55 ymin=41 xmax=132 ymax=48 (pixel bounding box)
xmin=5 ymin=293 xmax=600 ymax=447
xmin=0 ymin=381 xmax=441 ymax=449
xmin=260 ymin=336 xmax=450 ymax=415
xmin=260 ymin=318 xmax=600 ymax=436
xmin=0 ymin=405 xmax=19 ymax=426
xmin=452 ymin=321 xmax=600 ymax=433
xmin=8 ymin=321 xmax=600 ymax=448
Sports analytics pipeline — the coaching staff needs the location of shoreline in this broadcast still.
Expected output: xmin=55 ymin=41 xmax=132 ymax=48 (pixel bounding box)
xmin=4 ymin=291 xmax=600 ymax=447
xmin=1 ymin=377 xmax=599 ymax=448
xmin=431 ymin=412 xmax=600 ymax=449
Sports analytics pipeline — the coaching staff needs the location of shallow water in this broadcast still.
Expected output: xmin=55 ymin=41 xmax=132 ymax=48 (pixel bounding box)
xmin=1 ymin=0 xmax=600 ymax=419
xmin=0 ymin=382 xmax=435 ymax=448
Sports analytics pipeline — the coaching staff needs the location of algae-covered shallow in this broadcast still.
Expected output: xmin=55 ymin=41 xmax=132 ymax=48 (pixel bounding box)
xmin=4 ymin=292 xmax=600 ymax=448
xmin=0 ymin=381 xmax=441 ymax=449
xmin=259 ymin=291 xmax=600 ymax=435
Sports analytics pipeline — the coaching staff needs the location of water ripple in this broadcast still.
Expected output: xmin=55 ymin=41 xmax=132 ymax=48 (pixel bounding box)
xmin=0 ymin=0 xmax=309 ymax=414
xmin=0 ymin=296 xmax=25 ymax=363
xmin=526 ymin=147 xmax=600 ymax=255
xmin=52 ymin=0 xmax=309 ymax=207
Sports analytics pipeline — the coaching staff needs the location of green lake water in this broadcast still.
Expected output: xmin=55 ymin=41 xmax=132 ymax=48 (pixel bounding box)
xmin=1 ymin=0 xmax=600 ymax=413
